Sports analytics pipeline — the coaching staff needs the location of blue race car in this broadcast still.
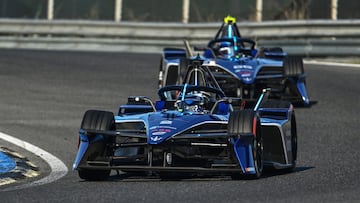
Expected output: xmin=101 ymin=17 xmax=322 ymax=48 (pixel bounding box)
xmin=159 ymin=16 xmax=310 ymax=106
xmin=73 ymin=65 xmax=297 ymax=180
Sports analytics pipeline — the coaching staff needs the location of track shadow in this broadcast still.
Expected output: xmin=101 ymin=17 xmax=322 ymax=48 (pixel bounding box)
xmin=106 ymin=171 xmax=208 ymax=182
xmin=261 ymin=166 xmax=315 ymax=178
xmin=81 ymin=166 xmax=315 ymax=182
xmin=293 ymin=100 xmax=318 ymax=108
xmin=107 ymin=171 xmax=148 ymax=181
xmin=76 ymin=165 xmax=315 ymax=182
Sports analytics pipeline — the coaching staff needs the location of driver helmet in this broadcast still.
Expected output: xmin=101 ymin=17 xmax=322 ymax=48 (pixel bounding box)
xmin=176 ymin=92 xmax=209 ymax=113
xmin=218 ymin=42 xmax=234 ymax=58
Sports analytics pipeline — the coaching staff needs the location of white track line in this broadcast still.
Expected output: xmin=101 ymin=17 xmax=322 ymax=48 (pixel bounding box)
xmin=0 ymin=132 xmax=68 ymax=191
xmin=304 ymin=60 xmax=360 ymax=68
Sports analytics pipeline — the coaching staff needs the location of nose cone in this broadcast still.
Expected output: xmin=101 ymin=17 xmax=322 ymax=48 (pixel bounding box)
xmin=147 ymin=113 xmax=183 ymax=145
xmin=147 ymin=112 xmax=212 ymax=145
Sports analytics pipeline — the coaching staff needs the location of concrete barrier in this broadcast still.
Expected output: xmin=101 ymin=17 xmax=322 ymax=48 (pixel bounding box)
xmin=1 ymin=19 xmax=359 ymax=56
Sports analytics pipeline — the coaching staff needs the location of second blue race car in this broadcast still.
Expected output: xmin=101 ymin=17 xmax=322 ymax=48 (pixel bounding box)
xmin=159 ymin=16 xmax=310 ymax=106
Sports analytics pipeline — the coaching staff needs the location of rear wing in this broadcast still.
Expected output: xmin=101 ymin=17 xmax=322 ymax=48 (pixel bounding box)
xmin=162 ymin=47 xmax=187 ymax=60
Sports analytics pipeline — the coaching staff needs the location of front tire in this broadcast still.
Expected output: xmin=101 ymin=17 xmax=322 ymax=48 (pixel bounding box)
xmin=283 ymin=56 xmax=309 ymax=106
xmin=158 ymin=56 xmax=164 ymax=88
xmin=78 ymin=110 xmax=114 ymax=181
xmin=228 ymin=110 xmax=263 ymax=179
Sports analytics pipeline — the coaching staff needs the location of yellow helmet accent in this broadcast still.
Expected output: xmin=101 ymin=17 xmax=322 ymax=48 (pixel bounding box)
xmin=224 ymin=15 xmax=236 ymax=24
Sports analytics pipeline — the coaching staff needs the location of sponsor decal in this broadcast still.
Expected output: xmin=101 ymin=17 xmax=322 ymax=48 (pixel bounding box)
xmin=151 ymin=127 xmax=172 ymax=136
xmin=233 ymin=65 xmax=253 ymax=69
xmin=235 ymin=70 xmax=252 ymax=77
xmin=152 ymin=131 xmax=167 ymax=136
xmin=150 ymin=136 xmax=163 ymax=142
xmin=160 ymin=120 xmax=172 ymax=125
xmin=149 ymin=126 xmax=177 ymax=130
xmin=243 ymin=77 xmax=252 ymax=82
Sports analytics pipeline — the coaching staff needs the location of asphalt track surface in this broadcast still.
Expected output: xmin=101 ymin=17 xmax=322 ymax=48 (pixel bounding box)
xmin=0 ymin=49 xmax=359 ymax=202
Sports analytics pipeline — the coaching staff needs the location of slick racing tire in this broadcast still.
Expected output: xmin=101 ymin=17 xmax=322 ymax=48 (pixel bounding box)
xmin=78 ymin=110 xmax=114 ymax=181
xmin=165 ymin=63 xmax=179 ymax=86
xmin=283 ymin=56 xmax=304 ymax=77
xmin=164 ymin=57 xmax=189 ymax=86
xmin=158 ymin=56 xmax=164 ymax=88
xmin=178 ymin=58 xmax=190 ymax=84
xmin=228 ymin=110 xmax=263 ymax=179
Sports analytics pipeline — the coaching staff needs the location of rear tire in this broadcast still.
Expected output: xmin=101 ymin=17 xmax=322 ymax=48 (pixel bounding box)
xmin=158 ymin=56 xmax=164 ymax=88
xmin=78 ymin=110 xmax=114 ymax=181
xmin=165 ymin=65 xmax=179 ymax=86
xmin=283 ymin=56 xmax=309 ymax=106
xmin=283 ymin=56 xmax=304 ymax=77
xmin=228 ymin=110 xmax=263 ymax=179
xmin=179 ymin=58 xmax=190 ymax=84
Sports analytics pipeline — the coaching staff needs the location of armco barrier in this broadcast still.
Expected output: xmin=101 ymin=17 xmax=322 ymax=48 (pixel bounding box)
xmin=0 ymin=19 xmax=360 ymax=56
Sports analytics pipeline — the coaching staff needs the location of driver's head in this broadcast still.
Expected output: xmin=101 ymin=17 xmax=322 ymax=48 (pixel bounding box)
xmin=218 ymin=42 xmax=233 ymax=58
xmin=176 ymin=92 xmax=208 ymax=112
